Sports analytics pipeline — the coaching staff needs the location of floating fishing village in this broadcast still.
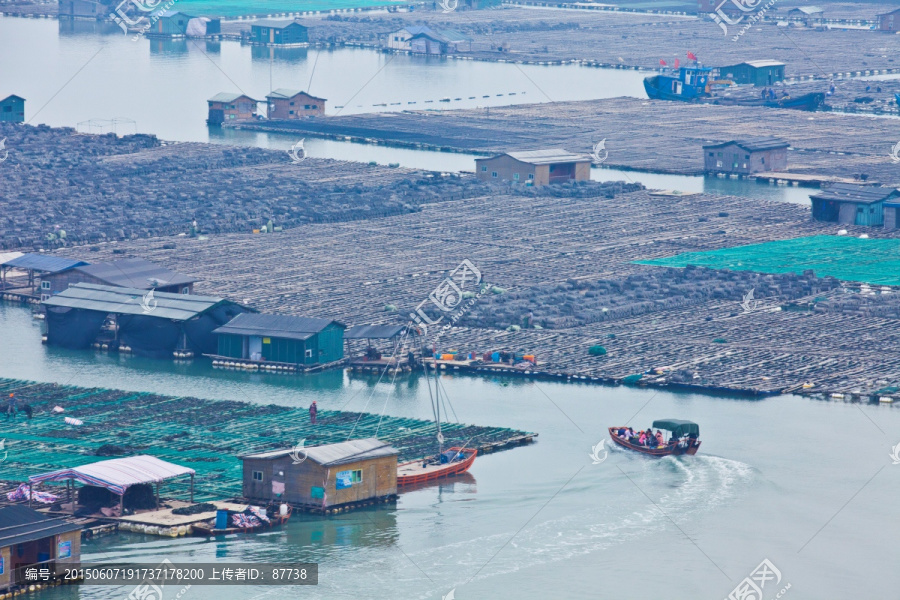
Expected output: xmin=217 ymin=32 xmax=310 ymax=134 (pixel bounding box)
xmin=1 ymin=0 xmax=900 ymax=598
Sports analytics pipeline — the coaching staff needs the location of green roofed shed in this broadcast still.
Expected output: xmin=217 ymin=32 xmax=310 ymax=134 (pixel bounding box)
xmin=652 ymin=419 xmax=699 ymax=438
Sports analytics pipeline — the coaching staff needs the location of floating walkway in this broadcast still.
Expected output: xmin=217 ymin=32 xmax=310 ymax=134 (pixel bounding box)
xmin=0 ymin=379 xmax=536 ymax=502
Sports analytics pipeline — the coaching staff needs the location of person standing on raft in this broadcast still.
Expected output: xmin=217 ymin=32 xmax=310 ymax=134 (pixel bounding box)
xmin=309 ymin=400 xmax=317 ymax=425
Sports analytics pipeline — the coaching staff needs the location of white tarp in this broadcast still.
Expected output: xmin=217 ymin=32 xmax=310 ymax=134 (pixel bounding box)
xmin=185 ymin=17 xmax=209 ymax=37
xmin=30 ymin=455 xmax=195 ymax=496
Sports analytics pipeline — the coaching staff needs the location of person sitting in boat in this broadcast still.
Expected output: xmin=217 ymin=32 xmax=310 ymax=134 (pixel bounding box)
xmin=655 ymin=430 xmax=665 ymax=446
xmin=617 ymin=427 xmax=628 ymax=438
xmin=638 ymin=430 xmax=647 ymax=446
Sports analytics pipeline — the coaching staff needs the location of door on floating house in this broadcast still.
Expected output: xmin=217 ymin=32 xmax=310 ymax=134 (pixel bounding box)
xmin=249 ymin=336 xmax=262 ymax=360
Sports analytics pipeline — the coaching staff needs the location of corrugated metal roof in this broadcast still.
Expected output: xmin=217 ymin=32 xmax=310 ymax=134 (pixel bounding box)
xmin=345 ymin=324 xmax=406 ymax=339
xmin=252 ymin=19 xmax=305 ymax=29
xmin=30 ymin=455 xmax=196 ymax=496
xmin=75 ymin=258 xmax=196 ymax=289
xmin=266 ymin=88 xmax=326 ymax=101
xmin=157 ymin=9 xmax=193 ymax=18
xmin=409 ymin=27 xmax=471 ymax=44
xmin=208 ymin=92 xmax=257 ymax=103
xmin=242 ymin=438 xmax=398 ymax=467
xmin=789 ymin=6 xmax=823 ymax=14
xmin=702 ymin=137 xmax=790 ymax=152
xmin=42 ymin=282 xmax=235 ymax=320
xmin=1 ymin=253 xmax=88 ymax=274
xmin=741 ymin=60 xmax=786 ymax=68
xmin=213 ymin=313 xmax=344 ymax=341
xmin=494 ymin=149 xmax=591 ymax=165
xmin=400 ymin=25 xmax=433 ymax=36
xmin=0 ymin=251 xmax=24 ymax=264
xmin=0 ymin=506 xmax=81 ymax=547
xmin=810 ymin=184 xmax=900 ymax=205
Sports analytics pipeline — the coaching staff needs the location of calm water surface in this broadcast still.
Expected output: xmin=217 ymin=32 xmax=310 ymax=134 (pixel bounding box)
xmin=0 ymin=304 xmax=897 ymax=598
xmin=2 ymin=16 xmax=645 ymax=141
xmin=2 ymin=16 xmax=815 ymax=204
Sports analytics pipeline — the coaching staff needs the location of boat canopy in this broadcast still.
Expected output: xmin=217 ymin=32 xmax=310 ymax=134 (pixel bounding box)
xmin=652 ymin=419 xmax=699 ymax=437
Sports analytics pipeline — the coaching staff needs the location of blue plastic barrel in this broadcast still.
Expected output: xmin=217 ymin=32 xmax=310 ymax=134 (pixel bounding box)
xmin=215 ymin=510 xmax=229 ymax=530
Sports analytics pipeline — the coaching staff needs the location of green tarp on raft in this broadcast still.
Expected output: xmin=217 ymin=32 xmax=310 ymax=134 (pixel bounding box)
xmin=636 ymin=235 xmax=900 ymax=287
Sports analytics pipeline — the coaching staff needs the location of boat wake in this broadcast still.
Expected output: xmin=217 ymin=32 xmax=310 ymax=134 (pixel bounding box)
xmin=295 ymin=454 xmax=757 ymax=598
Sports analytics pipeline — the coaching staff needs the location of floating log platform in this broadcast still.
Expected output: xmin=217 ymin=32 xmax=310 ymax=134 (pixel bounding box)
xmin=236 ymin=96 xmax=900 ymax=186
xmin=51 ymin=178 xmax=900 ymax=397
xmin=0 ymin=378 xmax=537 ymax=503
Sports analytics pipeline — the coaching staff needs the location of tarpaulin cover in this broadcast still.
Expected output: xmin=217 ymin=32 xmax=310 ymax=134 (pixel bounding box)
xmin=46 ymin=307 xmax=106 ymax=349
xmin=185 ymin=17 xmax=209 ymax=36
xmin=29 ymin=455 xmax=195 ymax=496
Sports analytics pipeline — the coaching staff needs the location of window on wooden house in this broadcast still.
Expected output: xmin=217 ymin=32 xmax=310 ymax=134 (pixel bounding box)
xmin=41 ymin=281 xmax=50 ymax=290
xmin=252 ymin=471 xmax=264 ymax=482
xmin=305 ymin=349 xmax=313 ymax=358
xmin=491 ymin=172 xmax=498 ymax=178
xmin=513 ymin=173 xmax=519 ymax=181
xmin=528 ymin=174 xmax=534 ymax=180
xmin=350 ymin=470 xmax=363 ymax=483
xmin=481 ymin=166 xmax=487 ymax=172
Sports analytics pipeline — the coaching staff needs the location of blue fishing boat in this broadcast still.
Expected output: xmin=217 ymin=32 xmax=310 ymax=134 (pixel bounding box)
xmin=894 ymin=92 xmax=900 ymax=108
xmin=643 ymin=64 xmax=714 ymax=103
xmin=644 ymin=64 xmax=824 ymax=111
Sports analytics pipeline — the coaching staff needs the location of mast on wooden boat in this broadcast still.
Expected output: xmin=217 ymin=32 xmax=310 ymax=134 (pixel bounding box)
xmin=421 ymin=346 xmax=443 ymax=458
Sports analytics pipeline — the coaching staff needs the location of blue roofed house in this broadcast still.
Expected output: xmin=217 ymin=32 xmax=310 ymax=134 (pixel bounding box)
xmin=0 ymin=95 xmax=25 ymax=123
xmin=213 ymin=313 xmax=346 ymax=368
xmin=0 ymin=253 xmax=88 ymax=300
xmin=250 ymin=19 xmax=309 ymax=45
xmin=149 ymin=10 xmax=195 ymax=36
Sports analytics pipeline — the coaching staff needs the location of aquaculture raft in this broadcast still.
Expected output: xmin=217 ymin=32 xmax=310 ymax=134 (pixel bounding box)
xmin=0 ymin=379 xmax=536 ymax=502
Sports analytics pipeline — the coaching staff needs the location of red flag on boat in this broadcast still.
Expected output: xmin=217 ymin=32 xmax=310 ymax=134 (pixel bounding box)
xmin=674 ymin=58 xmax=680 ymax=69
xmin=687 ymin=51 xmax=698 ymax=61
xmin=659 ymin=59 xmax=667 ymax=66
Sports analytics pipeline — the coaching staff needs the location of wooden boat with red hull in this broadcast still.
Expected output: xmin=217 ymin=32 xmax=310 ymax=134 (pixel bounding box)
xmin=397 ymin=447 xmax=477 ymax=486
xmin=608 ymin=419 xmax=701 ymax=457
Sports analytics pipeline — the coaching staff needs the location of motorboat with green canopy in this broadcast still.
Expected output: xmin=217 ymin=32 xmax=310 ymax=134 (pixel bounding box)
xmin=607 ymin=419 xmax=701 ymax=457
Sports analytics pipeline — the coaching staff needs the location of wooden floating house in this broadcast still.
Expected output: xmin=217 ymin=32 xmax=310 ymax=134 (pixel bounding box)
xmin=0 ymin=254 xmax=87 ymax=300
xmin=207 ymin=92 xmax=260 ymax=125
xmin=718 ymin=60 xmax=786 ymax=87
xmin=0 ymin=506 xmax=81 ymax=594
xmin=786 ymin=6 xmax=825 ymax=27
xmin=703 ymin=137 xmax=789 ymax=175
xmin=476 ymin=149 xmax=591 ymax=186
xmin=811 ymin=184 xmax=900 ymax=227
xmin=212 ymin=313 xmax=346 ymax=369
xmin=42 ymin=283 xmax=252 ymax=357
xmin=0 ymin=95 xmax=25 ymax=124
xmin=878 ymin=8 xmax=900 ymax=32
xmin=240 ymin=438 xmax=399 ymax=511
xmin=58 ymin=0 xmax=104 ymax=18
xmin=387 ymin=25 xmax=471 ymax=54
xmin=41 ymin=257 xmax=196 ymax=299
xmin=250 ymin=19 xmax=308 ymax=46
xmin=266 ymin=89 xmax=326 ymax=119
